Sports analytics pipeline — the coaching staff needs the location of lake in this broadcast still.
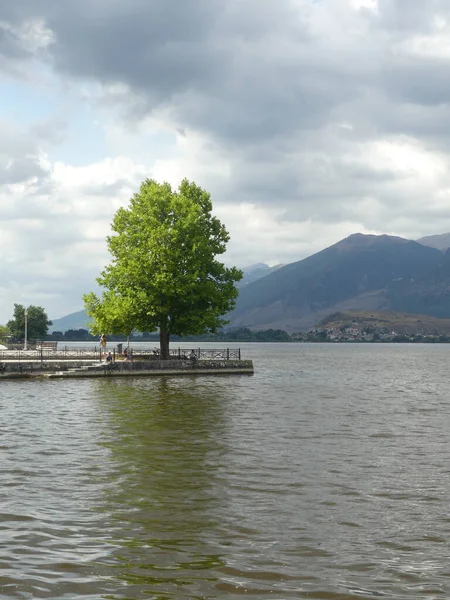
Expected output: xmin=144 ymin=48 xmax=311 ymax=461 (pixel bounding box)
xmin=1 ymin=342 xmax=449 ymax=599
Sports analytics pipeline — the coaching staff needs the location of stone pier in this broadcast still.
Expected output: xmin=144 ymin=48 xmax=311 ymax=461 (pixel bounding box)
xmin=0 ymin=359 xmax=254 ymax=379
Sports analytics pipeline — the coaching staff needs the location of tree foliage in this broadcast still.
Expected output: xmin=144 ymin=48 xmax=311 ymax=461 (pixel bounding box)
xmin=0 ymin=325 xmax=9 ymax=343
xmin=84 ymin=292 xmax=137 ymax=337
xmin=7 ymin=304 xmax=52 ymax=341
xmin=84 ymin=179 xmax=242 ymax=358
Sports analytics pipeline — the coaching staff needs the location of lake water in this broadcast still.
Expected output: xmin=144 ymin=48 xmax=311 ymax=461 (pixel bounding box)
xmin=1 ymin=342 xmax=450 ymax=599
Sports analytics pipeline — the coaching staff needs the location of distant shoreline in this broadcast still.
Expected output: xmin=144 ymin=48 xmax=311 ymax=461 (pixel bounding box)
xmin=45 ymin=337 xmax=450 ymax=344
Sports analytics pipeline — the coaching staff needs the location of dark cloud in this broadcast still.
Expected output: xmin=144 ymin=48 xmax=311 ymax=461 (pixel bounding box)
xmin=370 ymin=0 xmax=450 ymax=33
xmin=3 ymin=1 xmax=446 ymax=147
xmin=3 ymin=0 xmax=222 ymax=92
xmin=0 ymin=24 xmax=30 ymax=61
xmin=0 ymin=156 xmax=47 ymax=185
xmin=0 ymin=2 xmax=318 ymax=139
xmin=381 ymin=58 xmax=450 ymax=106
xmin=0 ymin=121 xmax=53 ymax=189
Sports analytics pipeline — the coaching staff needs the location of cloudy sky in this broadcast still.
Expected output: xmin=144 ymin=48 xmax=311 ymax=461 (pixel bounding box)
xmin=1 ymin=0 xmax=450 ymax=322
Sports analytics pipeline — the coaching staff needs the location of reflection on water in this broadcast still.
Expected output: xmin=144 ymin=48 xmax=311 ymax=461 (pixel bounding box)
xmin=94 ymin=377 xmax=229 ymax=598
xmin=1 ymin=343 xmax=450 ymax=598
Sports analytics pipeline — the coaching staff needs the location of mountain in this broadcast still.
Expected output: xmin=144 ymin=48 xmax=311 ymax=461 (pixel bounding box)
xmin=228 ymin=233 xmax=443 ymax=331
xmin=416 ymin=232 xmax=450 ymax=252
xmin=238 ymin=263 xmax=283 ymax=287
xmin=49 ymin=309 xmax=91 ymax=333
xmin=387 ymin=248 xmax=450 ymax=318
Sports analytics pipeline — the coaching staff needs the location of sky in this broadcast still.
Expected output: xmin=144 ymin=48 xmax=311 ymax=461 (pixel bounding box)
xmin=1 ymin=0 xmax=450 ymax=322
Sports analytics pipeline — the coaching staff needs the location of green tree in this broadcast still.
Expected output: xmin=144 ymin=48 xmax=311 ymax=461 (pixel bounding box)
xmin=83 ymin=291 xmax=137 ymax=348
xmin=0 ymin=325 xmax=9 ymax=343
xmin=7 ymin=304 xmax=52 ymax=341
xmin=84 ymin=179 xmax=242 ymax=358
xmin=64 ymin=328 xmax=91 ymax=341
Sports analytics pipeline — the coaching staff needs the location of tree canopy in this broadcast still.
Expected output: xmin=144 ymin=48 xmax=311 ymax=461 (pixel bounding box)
xmin=7 ymin=304 xmax=52 ymax=341
xmin=0 ymin=325 xmax=9 ymax=343
xmin=84 ymin=178 xmax=242 ymax=358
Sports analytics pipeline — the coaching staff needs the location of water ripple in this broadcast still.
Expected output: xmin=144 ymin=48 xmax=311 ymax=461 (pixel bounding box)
xmin=1 ymin=344 xmax=450 ymax=598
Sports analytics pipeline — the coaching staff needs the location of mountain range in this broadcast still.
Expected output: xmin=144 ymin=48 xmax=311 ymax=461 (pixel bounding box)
xmin=416 ymin=232 xmax=450 ymax=252
xmin=51 ymin=232 xmax=450 ymax=333
xmin=229 ymin=233 xmax=447 ymax=331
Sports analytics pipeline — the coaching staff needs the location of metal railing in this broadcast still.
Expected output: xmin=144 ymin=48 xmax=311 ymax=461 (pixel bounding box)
xmin=0 ymin=348 xmax=102 ymax=361
xmin=132 ymin=348 xmax=241 ymax=360
xmin=0 ymin=347 xmax=241 ymax=362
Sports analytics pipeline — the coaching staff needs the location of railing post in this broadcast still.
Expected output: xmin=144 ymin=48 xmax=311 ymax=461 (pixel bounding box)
xmin=227 ymin=348 xmax=229 ymax=360
xmin=239 ymin=348 xmax=241 ymax=360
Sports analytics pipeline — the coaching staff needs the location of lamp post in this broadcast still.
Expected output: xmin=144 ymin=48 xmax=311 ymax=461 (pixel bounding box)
xmin=24 ymin=308 xmax=28 ymax=351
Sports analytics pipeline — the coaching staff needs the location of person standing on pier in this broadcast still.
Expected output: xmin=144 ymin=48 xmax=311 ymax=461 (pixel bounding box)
xmin=100 ymin=334 xmax=107 ymax=359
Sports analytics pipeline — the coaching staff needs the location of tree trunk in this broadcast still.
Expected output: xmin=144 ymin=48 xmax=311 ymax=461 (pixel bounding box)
xmin=159 ymin=329 xmax=170 ymax=360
